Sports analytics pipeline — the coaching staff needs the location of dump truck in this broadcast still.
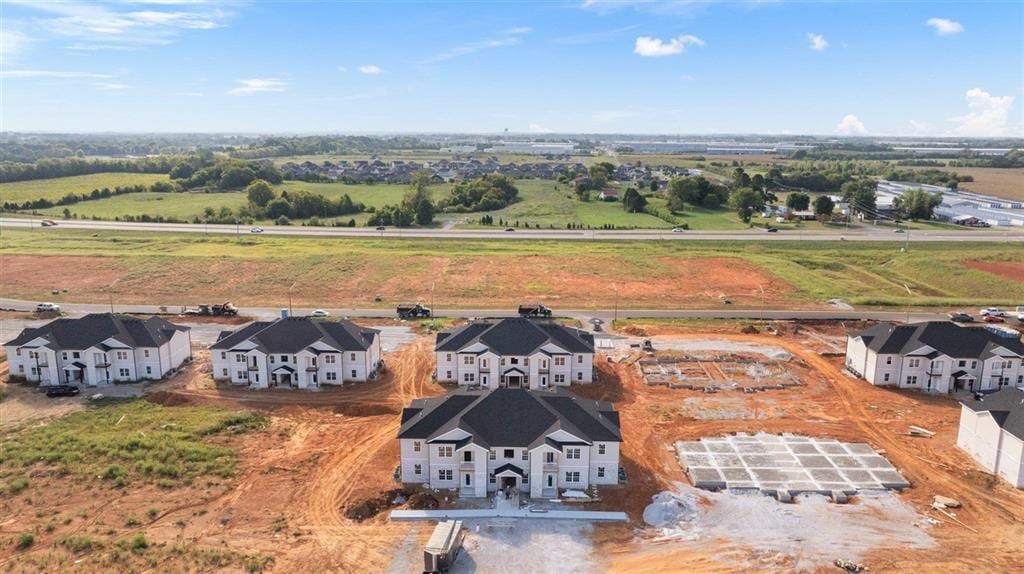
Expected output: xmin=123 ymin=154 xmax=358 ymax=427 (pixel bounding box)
xmin=423 ymin=520 xmax=465 ymax=574
xmin=397 ymin=303 xmax=431 ymax=319
xmin=185 ymin=302 xmax=239 ymax=317
xmin=518 ymin=303 xmax=552 ymax=318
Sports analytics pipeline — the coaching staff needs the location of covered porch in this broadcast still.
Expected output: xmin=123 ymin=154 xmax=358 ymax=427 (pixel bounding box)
xmin=271 ymin=365 xmax=297 ymax=388
xmin=500 ymin=367 xmax=528 ymax=388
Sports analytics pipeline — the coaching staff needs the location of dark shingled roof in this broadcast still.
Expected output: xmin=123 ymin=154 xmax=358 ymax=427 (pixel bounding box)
xmin=959 ymin=387 xmax=1024 ymax=441
xmin=397 ymin=388 xmax=621 ymax=449
xmin=435 ymin=318 xmax=594 ymax=355
xmin=851 ymin=322 xmax=1024 ymax=359
xmin=5 ymin=313 xmax=188 ymax=350
xmin=210 ymin=317 xmax=378 ymax=353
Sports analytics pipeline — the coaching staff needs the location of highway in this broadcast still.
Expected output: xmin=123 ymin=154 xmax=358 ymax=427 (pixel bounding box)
xmin=0 ymin=298 xmax=952 ymax=324
xmin=3 ymin=217 xmax=1023 ymax=243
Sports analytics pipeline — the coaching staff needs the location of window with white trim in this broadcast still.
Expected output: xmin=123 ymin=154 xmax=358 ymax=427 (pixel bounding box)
xmin=118 ymin=368 xmax=130 ymax=378
xmin=598 ymin=443 xmax=606 ymax=455
xmin=480 ymin=359 xmax=488 ymax=368
xmin=597 ymin=467 xmax=605 ymax=478
xmin=565 ymin=471 xmax=580 ymax=483
xmin=554 ymin=356 xmax=566 ymax=366
xmin=438 ymin=469 xmax=452 ymax=481
xmin=351 ymin=370 xmax=357 ymax=378
xmin=565 ymin=448 xmax=581 ymax=460
xmin=463 ymin=373 xmax=475 ymax=383
xmin=414 ymin=464 xmax=421 ymax=475
xmin=577 ymin=371 xmax=583 ymax=381
xmin=885 ymin=356 xmax=892 ymax=365
xmin=143 ymin=350 xmax=150 ymax=358
xmin=222 ymin=368 xmax=228 ymax=377
xmin=116 ymin=351 xmax=128 ymax=361
xmin=438 ymin=446 xmax=453 ymax=458
xmin=577 ymin=355 xmax=583 ymax=364
xmin=414 ymin=441 xmax=421 ymax=452
xmin=446 ymin=353 xmax=452 ymax=362
xmin=908 ymin=358 xmax=921 ymax=368
xmin=883 ymin=373 xmax=890 ymax=382
xmin=326 ymin=372 xmax=337 ymax=381
xmin=462 ymin=355 xmax=475 ymax=365
xmin=554 ymin=374 xmax=565 ymax=384
xmin=489 ymin=450 xmax=496 ymax=460
xmin=325 ymin=355 xmax=336 ymax=364
xmin=236 ymin=354 xmax=246 ymax=363
xmin=350 ymin=353 xmax=356 ymax=361
xmin=221 ymin=351 xmax=227 ymax=360
xmin=906 ymin=375 xmax=918 ymax=385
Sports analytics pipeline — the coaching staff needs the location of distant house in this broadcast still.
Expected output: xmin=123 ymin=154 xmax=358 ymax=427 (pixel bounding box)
xmin=598 ymin=189 xmax=620 ymax=201
xmin=957 ymin=387 xmax=1024 ymax=488
xmin=845 ymin=322 xmax=1024 ymax=394
xmin=211 ymin=317 xmax=381 ymax=389
xmin=4 ymin=313 xmax=191 ymax=386
xmin=435 ymin=318 xmax=595 ymax=389
xmin=398 ymin=387 xmax=621 ymax=498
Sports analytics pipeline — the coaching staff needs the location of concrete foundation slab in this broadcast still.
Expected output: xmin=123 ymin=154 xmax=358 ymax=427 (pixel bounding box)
xmin=678 ymin=433 xmax=910 ymax=500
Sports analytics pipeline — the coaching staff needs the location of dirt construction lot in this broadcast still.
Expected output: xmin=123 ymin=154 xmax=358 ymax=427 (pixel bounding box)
xmin=2 ymin=325 xmax=1024 ymax=573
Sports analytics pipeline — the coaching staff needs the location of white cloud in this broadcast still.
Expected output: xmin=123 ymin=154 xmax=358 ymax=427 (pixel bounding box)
xmin=0 ymin=69 xmax=112 ymax=78
xmin=926 ymin=18 xmax=964 ymax=36
xmin=358 ymin=65 xmax=382 ymax=75
xmin=835 ymin=114 xmax=867 ymax=135
xmin=432 ymin=27 xmax=531 ymax=61
xmin=907 ymin=120 xmax=933 ymax=135
xmin=633 ymin=34 xmax=704 ymax=57
xmin=951 ymin=88 xmax=1015 ymax=136
xmin=1 ymin=26 xmax=32 ymax=57
xmin=528 ymin=123 xmax=553 ymax=133
xmin=11 ymin=1 xmax=230 ymax=48
xmin=228 ymin=78 xmax=287 ymax=95
xmin=807 ymin=33 xmax=828 ymax=52
xmin=94 ymin=82 xmax=128 ymax=90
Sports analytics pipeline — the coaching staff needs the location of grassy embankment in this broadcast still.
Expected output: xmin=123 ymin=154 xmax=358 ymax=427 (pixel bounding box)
xmin=1 ymin=228 xmax=1021 ymax=309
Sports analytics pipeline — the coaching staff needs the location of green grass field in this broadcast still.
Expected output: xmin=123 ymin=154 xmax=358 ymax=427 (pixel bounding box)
xmin=2 ymin=228 xmax=1022 ymax=308
xmin=0 ymin=400 xmax=265 ymax=488
xmin=0 ymin=173 xmax=172 ymax=204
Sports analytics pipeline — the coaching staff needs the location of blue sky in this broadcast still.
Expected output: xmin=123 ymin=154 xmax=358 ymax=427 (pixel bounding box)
xmin=1 ymin=1 xmax=1021 ymax=136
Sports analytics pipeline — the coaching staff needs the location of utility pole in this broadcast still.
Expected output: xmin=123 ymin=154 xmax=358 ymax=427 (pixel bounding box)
xmin=902 ymin=283 xmax=913 ymax=323
xmin=613 ymin=283 xmax=619 ymax=323
xmin=109 ymin=293 xmax=114 ymax=314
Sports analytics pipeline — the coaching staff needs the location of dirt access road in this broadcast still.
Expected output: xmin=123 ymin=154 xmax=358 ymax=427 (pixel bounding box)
xmin=577 ymin=324 xmax=1024 ymax=573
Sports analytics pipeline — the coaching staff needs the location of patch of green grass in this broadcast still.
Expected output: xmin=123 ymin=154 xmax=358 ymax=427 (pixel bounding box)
xmin=0 ymin=173 xmax=171 ymax=204
xmin=16 ymin=532 xmax=34 ymax=551
xmin=61 ymin=534 xmax=103 ymax=554
xmin=0 ymin=400 xmax=266 ymax=487
xmin=6 ymin=476 xmax=30 ymax=494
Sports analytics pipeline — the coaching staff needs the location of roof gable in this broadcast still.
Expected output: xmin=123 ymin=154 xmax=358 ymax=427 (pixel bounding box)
xmin=435 ymin=318 xmax=594 ymax=356
xmin=5 ymin=313 xmax=186 ymax=350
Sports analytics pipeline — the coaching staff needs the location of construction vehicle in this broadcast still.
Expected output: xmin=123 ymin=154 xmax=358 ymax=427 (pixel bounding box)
xmin=518 ymin=303 xmax=553 ymax=318
xmin=423 ymin=520 xmax=465 ymax=573
xmin=185 ymin=302 xmax=238 ymax=317
xmin=397 ymin=302 xmax=431 ymax=319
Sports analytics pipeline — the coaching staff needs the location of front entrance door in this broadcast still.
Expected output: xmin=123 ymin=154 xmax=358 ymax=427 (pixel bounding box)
xmin=546 ymin=474 xmax=554 ymax=488
xmin=504 ymin=375 xmax=523 ymax=388
xmin=501 ymin=476 xmax=517 ymax=489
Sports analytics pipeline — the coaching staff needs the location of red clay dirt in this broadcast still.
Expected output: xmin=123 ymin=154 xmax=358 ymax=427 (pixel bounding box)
xmin=965 ymin=260 xmax=1024 ymax=282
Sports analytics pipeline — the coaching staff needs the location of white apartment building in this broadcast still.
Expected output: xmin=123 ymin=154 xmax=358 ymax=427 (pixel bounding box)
xmin=210 ymin=316 xmax=381 ymax=389
xmin=435 ymin=318 xmax=595 ymax=389
xmin=845 ymin=322 xmax=1024 ymax=394
xmin=957 ymin=388 xmax=1024 ymax=489
xmin=398 ymin=388 xmax=621 ymax=499
xmin=5 ymin=313 xmax=191 ymax=386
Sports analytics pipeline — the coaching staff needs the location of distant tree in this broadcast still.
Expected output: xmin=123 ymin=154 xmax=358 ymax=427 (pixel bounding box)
xmin=732 ymin=167 xmax=752 ymax=189
xmin=813 ymin=195 xmax=835 ymax=218
xmin=62 ymin=207 xmax=72 ymax=219
xmin=588 ymin=164 xmax=609 ymax=189
xmin=266 ymin=197 xmax=292 ymax=219
xmin=275 ymin=215 xmax=291 ymax=226
xmin=649 ymin=180 xmax=658 ymax=192
xmin=149 ymin=181 xmax=176 ymax=193
xmin=841 ymin=179 xmax=877 ymax=218
xmin=785 ymin=192 xmax=811 ymax=211
xmin=622 ymin=188 xmax=647 ymax=213
xmin=894 ymin=188 xmax=943 ymax=220
xmin=414 ymin=198 xmax=435 ymax=225
xmin=667 ymin=176 xmax=728 ymax=211
xmin=729 ymin=187 xmax=765 ymax=223
xmin=246 ymin=179 xmax=275 ymax=207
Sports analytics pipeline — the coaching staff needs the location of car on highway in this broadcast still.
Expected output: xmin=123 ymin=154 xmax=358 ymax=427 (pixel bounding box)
xmin=40 ymin=219 xmax=58 ymax=227
xmin=250 ymin=226 xmax=264 ymax=233
xmin=980 ymin=307 xmax=1005 ymax=317
xmin=1016 ymin=306 xmax=1024 ymax=321
xmin=983 ymin=315 xmax=1006 ymax=323
xmin=671 ymin=227 xmax=687 ymax=233
xmin=947 ymin=312 xmax=973 ymax=323
xmin=45 ymin=385 xmax=80 ymax=398
xmin=765 ymin=227 xmax=778 ymax=233
xmin=505 ymin=228 xmax=516 ymax=232
xmin=375 ymin=226 xmax=386 ymax=231
xmin=310 ymin=309 xmax=330 ymax=318
xmin=893 ymin=228 xmax=905 ymax=233
xmin=35 ymin=302 xmax=61 ymax=313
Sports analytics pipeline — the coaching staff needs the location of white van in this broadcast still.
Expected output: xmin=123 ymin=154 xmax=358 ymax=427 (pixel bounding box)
xmin=1016 ymin=306 xmax=1024 ymax=321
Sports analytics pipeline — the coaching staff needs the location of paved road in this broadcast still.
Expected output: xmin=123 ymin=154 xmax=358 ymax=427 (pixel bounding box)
xmin=4 ymin=217 xmax=1023 ymax=243
xmin=0 ymin=297 xmax=952 ymax=325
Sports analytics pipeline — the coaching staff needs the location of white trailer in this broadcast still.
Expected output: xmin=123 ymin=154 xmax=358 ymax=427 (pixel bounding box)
xmin=423 ymin=520 xmax=465 ymax=573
